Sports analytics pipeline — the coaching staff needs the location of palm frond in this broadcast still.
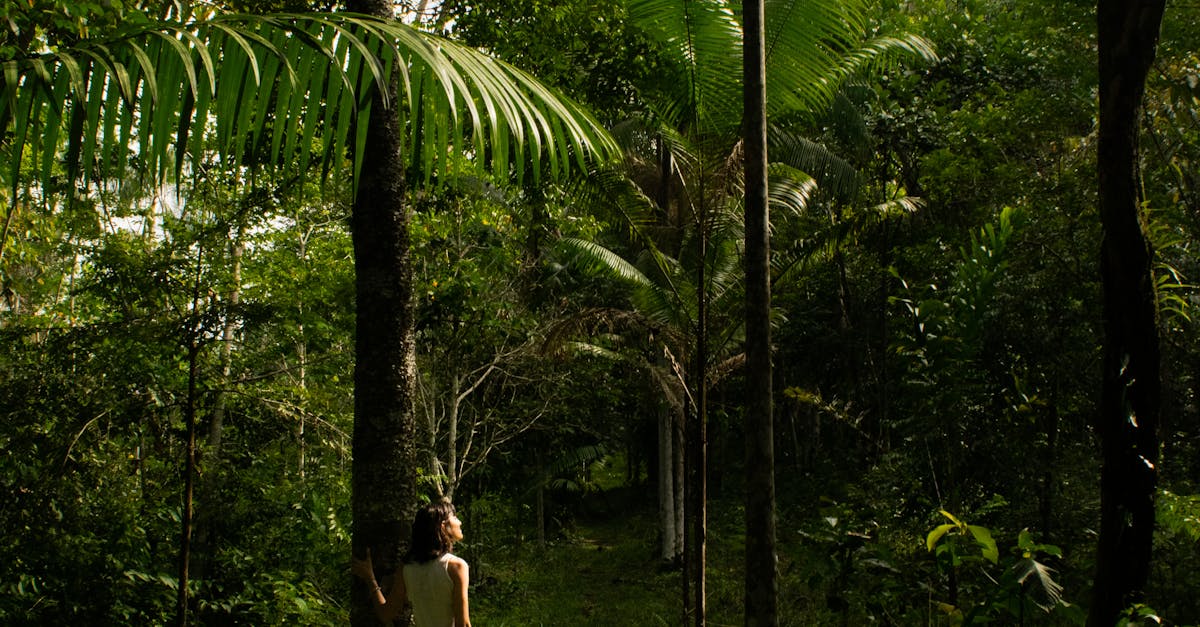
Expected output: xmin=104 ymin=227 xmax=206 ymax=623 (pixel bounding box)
xmin=836 ymin=33 xmax=939 ymax=79
xmin=766 ymin=164 xmax=818 ymax=218
xmin=763 ymin=0 xmax=934 ymax=117
xmin=559 ymin=236 xmax=655 ymax=287
xmin=768 ymin=126 xmax=859 ymax=199
xmin=1 ymin=12 xmax=617 ymax=199
xmin=628 ymin=0 xmax=744 ymax=132
xmin=569 ymin=160 xmax=662 ymax=237
xmin=772 ymin=194 xmax=920 ymax=289
xmin=762 ymin=0 xmax=864 ymax=114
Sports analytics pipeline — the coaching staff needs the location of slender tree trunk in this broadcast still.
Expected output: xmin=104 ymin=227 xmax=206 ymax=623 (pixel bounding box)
xmin=177 ymin=343 xmax=200 ymax=627
xmin=211 ymin=232 xmax=242 ymax=462
xmin=297 ymin=230 xmax=308 ymax=480
xmin=1090 ymin=1 xmax=1166 ymax=625
xmin=192 ymin=226 xmax=244 ymax=589
xmin=681 ymin=398 xmax=693 ymax=626
xmin=658 ymin=396 xmax=678 ymax=563
xmin=347 ymin=0 xmax=419 ymax=624
xmin=448 ymin=373 xmax=461 ymax=499
xmin=0 ymin=197 xmax=18 ymax=267
xmin=743 ymin=0 xmax=777 ymax=623
xmin=177 ymin=249 xmax=207 ymax=627
xmin=673 ymin=404 xmax=685 ymax=559
xmin=691 ymin=217 xmax=709 ymax=627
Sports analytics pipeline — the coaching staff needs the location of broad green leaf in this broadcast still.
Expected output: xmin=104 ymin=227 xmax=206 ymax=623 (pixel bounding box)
xmin=966 ymin=524 xmax=999 ymax=564
xmin=926 ymin=523 xmax=956 ymax=552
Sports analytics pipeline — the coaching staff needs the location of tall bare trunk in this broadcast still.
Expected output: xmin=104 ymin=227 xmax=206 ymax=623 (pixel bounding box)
xmin=192 ymin=226 xmax=244 ymax=590
xmin=658 ymin=398 xmax=679 ymax=563
xmin=690 ymin=212 xmax=709 ymax=627
xmin=177 ymin=248 xmax=206 ymax=627
xmin=447 ymin=373 xmax=460 ymax=499
xmin=347 ymin=0 xmax=419 ymax=624
xmin=743 ymin=0 xmax=777 ymax=623
xmin=0 ymin=197 xmax=17 ymax=267
xmin=1090 ymin=1 xmax=1166 ymax=625
xmin=297 ymin=230 xmax=308 ymax=479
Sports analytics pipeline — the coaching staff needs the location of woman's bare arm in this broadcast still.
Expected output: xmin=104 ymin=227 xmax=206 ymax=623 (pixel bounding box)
xmin=351 ymin=549 xmax=408 ymax=624
xmin=448 ymin=558 xmax=471 ymax=627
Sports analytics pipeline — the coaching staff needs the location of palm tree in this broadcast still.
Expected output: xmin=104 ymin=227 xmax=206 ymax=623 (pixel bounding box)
xmin=580 ymin=0 xmax=934 ymax=623
xmin=0 ymin=8 xmax=615 ymax=625
xmin=741 ymin=0 xmax=775 ymax=623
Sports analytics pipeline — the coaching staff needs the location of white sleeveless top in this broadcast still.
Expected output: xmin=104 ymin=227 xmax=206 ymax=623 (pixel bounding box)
xmin=403 ymin=553 xmax=461 ymax=626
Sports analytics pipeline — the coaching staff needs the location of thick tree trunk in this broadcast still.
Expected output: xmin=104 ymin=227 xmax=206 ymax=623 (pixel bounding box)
xmin=742 ymin=0 xmax=777 ymax=624
xmin=347 ymin=1 xmax=419 ymax=625
xmin=1090 ymin=1 xmax=1166 ymax=625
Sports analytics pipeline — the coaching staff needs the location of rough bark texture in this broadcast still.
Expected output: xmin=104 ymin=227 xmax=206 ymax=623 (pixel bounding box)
xmin=347 ymin=0 xmax=419 ymax=625
xmin=742 ymin=0 xmax=777 ymax=624
xmin=1090 ymin=1 xmax=1166 ymax=625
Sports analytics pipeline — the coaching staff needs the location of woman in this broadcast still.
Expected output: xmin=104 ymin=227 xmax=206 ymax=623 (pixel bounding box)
xmin=352 ymin=500 xmax=471 ymax=626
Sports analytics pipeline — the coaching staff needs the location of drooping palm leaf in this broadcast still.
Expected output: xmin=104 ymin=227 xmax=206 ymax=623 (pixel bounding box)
xmin=0 ymin=12 xmax=617 ymax=199
xmin=628 ymin=0 xmax=744 ymax=133
xmin=766 ymin=163 xmax=818 ymax=218
xmin=772 ymin=194 xmax=922 ymax=289
xmin=764 ymin=0 xmax=936 ymax=117
xmin=559 ymin=236 xmax=655 ymax=287
xmin=768 ymin=126 xmax=859 ymax=200
xmin=626 ymin=0 xmax=932 ymax=138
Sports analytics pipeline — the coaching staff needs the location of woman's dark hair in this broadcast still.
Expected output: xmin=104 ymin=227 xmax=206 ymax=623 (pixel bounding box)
xmin=403 ymin=499 xmax=457 ymax=564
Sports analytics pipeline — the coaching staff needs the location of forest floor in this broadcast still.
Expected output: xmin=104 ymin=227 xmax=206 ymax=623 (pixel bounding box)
xmin=468 ymin=483 xmax=756 ymax=627
xmin=469 ymin=486 xmax=682 ymax=626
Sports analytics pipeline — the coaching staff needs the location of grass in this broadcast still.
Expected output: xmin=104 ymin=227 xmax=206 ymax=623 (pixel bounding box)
xmin=466 ymin=479 xmax=777 ymax=627
xmin=470 ymin=489 xmax=683 ymax=626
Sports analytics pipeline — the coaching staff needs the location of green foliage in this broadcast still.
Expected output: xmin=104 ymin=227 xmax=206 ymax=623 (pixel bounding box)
xmin=440 ymin=0 xmax=658 ymax=125
xmin=471 ymin=502 xmax=677 ymax=626
xmin=926 ymin=512 xmax=1082 ymax=625
xmin=1 ymin=7 xmax=617 ymax=199
xmin=1115 ymin=604 xmax=1164 ymax=627
xmin=1157 ymin=490 xmax=1200 ymax=542
xmin=3 ymin=0 xmax=1200 ymax=624
xmin=927 ymin=509 xmax=1000 ymax=566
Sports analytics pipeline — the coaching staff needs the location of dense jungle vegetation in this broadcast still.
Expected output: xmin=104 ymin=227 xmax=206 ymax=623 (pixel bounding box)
xmin=2 ymin=0 xmax=1198 ymax=624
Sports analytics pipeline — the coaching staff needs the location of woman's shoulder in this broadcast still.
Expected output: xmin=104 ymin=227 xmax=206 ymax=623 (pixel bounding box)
xmin=443 ymin=553 xmax=468 ymax=574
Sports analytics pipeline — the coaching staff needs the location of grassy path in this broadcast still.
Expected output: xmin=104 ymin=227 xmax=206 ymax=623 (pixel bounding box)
xmin=470 ymin=491 xmax=683 ymax=626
